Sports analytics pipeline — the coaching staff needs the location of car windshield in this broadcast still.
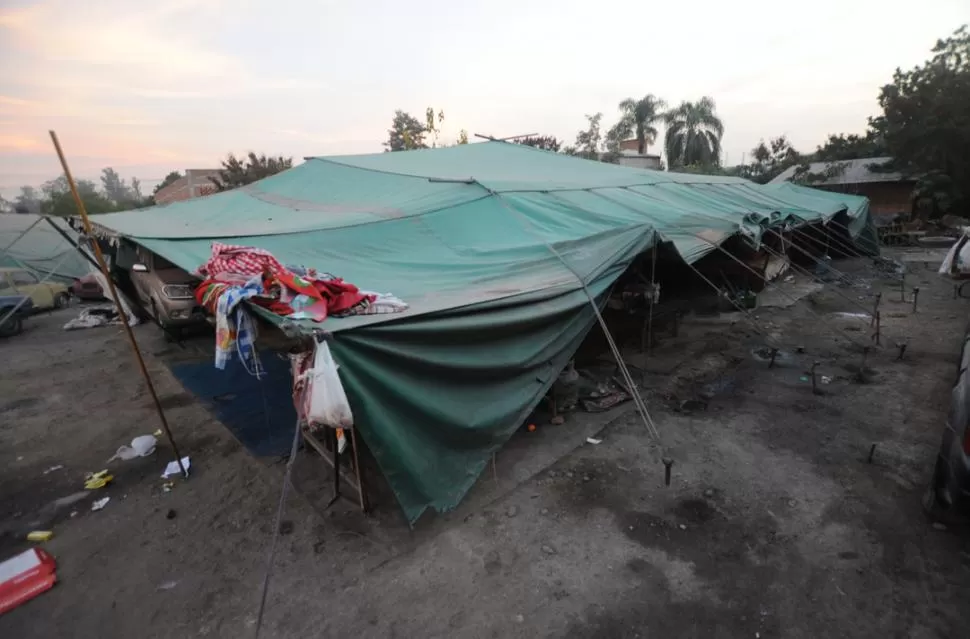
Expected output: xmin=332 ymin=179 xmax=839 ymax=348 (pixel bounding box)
xmin=155 ymin=255 xmax=179 ymax=270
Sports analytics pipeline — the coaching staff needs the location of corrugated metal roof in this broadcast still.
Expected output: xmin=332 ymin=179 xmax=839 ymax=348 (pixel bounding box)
xmin=769 ymin=156 xmax=906 ymax=185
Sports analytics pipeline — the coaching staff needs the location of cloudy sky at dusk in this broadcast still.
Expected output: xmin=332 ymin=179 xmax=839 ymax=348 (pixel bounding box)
xmin=0 ymin=0 xmax=966 ymax=197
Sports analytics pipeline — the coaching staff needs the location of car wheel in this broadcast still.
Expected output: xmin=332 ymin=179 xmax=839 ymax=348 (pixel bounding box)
xmin=0 ymin=316 xmax=23 ymax=337
xmin=54 ymin=292 xmax=70 ymax=309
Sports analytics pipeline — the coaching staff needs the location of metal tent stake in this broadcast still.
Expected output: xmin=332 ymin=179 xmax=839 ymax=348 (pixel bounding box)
xmin=897 ymin=343 xmax=908 ymax=361
xmin=911 ymin=287 xmax=920 ymax=313
xmin=811 ymin=361 xmax=821 ymax=395
xmin=857 ymin=347 xmax=870 ymax=383
xmin=871 ymin=292 xmax=882 ymax=327
xmin=768 ymin=347 xmax=779 ymax=369
xmin=49 ymin=131 xmax=187 ymax=478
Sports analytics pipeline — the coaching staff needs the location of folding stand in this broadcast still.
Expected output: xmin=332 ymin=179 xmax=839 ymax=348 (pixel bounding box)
xmin=301 ymin=425 xmax=370 ymax=513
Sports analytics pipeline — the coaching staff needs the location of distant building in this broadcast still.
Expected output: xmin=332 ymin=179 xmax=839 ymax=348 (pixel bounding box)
xmin=616 ymin=138 xmax=662 ymax=170
xmin=769 ymin=157 xmax=915 ymax=218
xmin=154 ymin=169 xmax=221 ymax=205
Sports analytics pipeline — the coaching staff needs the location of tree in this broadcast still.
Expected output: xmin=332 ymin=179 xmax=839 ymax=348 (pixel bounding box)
xmin=131 ymin=177 xmax=144 ymax=201
xmin=153 ymin=171 xmax=183 ymax=195
xmin=13 ymin=186 xmax=42 ymax=214
xmin=515 ymin=135 xmax=562 ymax=152
xmin=574 ymin=113 xmax=603 ymax=160
xmin=869 ymin=24 xmax=970 ymax=213
xmin=813 ymin=132 xmax=887 ymax=162
xmin=39 ymin=176 xmax=117 ymax=216
xmin=457 ymin=129 xmax=469 ymax=145
xmin=385 ymin=108 xmax=449 ymax=151
xmin=664 ymin=97 xmax=724 ymax=169
xmin=209 ymin=152 xmax=293 ymax=192
xmin=424 ymin=107 xmax=445 ymax=148
xmin=385 ymin=110 xmax=429 ymax=151
xmin=738 ymin=135 xmax=804 ymax=184
xmin=607 ymin=94 xmax=665 ymax=155
xmin=100 ymin=167 xmax=143 ymax=209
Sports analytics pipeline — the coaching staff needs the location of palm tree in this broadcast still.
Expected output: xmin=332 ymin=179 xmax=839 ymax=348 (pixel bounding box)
xmin=607 ymin=95 xmax=666 ymax=155
xmin=663 ymin=97 xmax=724 ymax=169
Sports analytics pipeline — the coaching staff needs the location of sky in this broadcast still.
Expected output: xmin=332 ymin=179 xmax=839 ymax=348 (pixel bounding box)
xmin=0 ymin=0 xmax=967 ymax=198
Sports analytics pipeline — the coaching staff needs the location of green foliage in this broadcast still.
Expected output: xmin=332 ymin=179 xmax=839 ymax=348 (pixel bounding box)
xmin=425 ymin=108 xmax=445 ymax=147
xmin=736 ymin=135 xmax=803 ymax=184
xmin=813 ymin=132 xmax=887 ymax=162
xmin=870 ymin=24 xmax=970 ymax=212
xmin=209 ymin=152 xmax=293 ymax=192
xmin=385 ymin=110 xmax=427 ymax=151
xmin=153 ymin=171 xmax=183 ymax=195
xmin=607 ymin=94 xmax=665 ymax=155
xmin=39 ymin=176 xmax=118 ymax=216
xmin=573 ymin=113 xmax=603 ymax=160
xmin=385 ymin=107 xmax=447 ymax=151
xmin=664 ymin=97 xmax=724 ymax=169
xmin=13 ymin=186 xmax=42 ymax=214
xmin=100 ymin=167 xmax=146 ymax=209
xmin=514 ymin=135 xmax=562 ymax=152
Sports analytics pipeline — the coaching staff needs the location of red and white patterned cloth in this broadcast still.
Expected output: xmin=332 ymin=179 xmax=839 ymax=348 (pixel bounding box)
xmin=196 ymin=242 xmax=286 ymax=278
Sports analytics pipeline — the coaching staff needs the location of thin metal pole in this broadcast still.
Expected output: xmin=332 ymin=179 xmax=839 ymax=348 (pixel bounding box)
xmin=646 ymin=232 xmax=658 ymax=354
xmin=49 ymin=131 xmax=186 ymax=478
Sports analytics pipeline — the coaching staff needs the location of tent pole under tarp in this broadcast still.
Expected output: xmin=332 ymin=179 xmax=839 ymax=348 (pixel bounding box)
xmin=49 ymin=130 xmax=187 ymax=478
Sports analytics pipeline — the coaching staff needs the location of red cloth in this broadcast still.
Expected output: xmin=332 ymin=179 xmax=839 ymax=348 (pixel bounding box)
xmin=269 ymin=270 xmax=371 ymax=322
xmin=197 ymin=242 xmax=286 ymax=277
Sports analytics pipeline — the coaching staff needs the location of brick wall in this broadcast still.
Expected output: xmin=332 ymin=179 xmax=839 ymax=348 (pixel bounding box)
xmin=154 ymin=169 xmax=220 ymax=205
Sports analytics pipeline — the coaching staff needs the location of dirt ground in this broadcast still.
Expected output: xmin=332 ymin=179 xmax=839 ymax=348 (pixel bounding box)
xmin=2 ymin=250 xmax=970 ymax=638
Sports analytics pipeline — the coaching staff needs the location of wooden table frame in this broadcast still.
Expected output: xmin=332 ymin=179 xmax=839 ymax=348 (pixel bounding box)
xmin=301 ymin=425 xmax=370 ymax=513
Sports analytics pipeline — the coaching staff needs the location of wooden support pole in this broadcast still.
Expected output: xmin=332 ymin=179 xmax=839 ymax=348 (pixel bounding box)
xmin=49 ymin=131 xmax=187 ymax=478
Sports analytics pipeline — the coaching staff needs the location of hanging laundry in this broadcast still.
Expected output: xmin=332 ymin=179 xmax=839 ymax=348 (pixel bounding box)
xmin=197 ymin=242 xmax=286 ymax=278
xmin=211 ymin=275 xmax=265 ymax=376
xmin=194 ymin=242 xmax=410 ymax=373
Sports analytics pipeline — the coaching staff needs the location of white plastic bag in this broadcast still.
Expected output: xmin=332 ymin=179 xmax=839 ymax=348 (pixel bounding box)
xmin=107 ymin=434 xmax=157 ymax=462
xmin=306 ymin=342 xmax=354 ymax=429
xmin=939 ymin=233 xmax=970 ymax=277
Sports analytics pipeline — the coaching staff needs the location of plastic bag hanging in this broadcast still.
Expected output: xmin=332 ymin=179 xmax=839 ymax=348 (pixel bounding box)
xmin=306 ymin=341 xmax=354 ymax=429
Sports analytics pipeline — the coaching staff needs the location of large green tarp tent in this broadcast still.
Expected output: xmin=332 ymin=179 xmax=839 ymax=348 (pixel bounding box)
xmin=0 ymin=213 xmax=92 ymax=281
xmin=92 ymin=142 xmax=875 ymax=522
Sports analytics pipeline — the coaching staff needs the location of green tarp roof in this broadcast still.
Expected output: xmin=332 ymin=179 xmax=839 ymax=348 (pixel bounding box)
xmin=93 ymin=142 xmax=876 ymax=523
xmin=0 ymin=214 xmax=92 ymax=281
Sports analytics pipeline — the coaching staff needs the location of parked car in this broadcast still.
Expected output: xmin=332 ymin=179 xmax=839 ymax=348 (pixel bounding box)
xmin=71 ymin=273 xmax=105 ymax=300
xmin=0 ymin=293 xmax=33 ymax=337
xmin=928 ymin=330 xmax=970 ymax=520
xmin=0 ymin=268 xmax=70 ymax=310
xmin=129 ymin=247 xmax=205 ymax=333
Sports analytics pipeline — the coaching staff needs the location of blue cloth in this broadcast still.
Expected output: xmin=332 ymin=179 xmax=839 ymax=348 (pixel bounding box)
xmin=214 ymin=275 xmax=264 ymax=377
